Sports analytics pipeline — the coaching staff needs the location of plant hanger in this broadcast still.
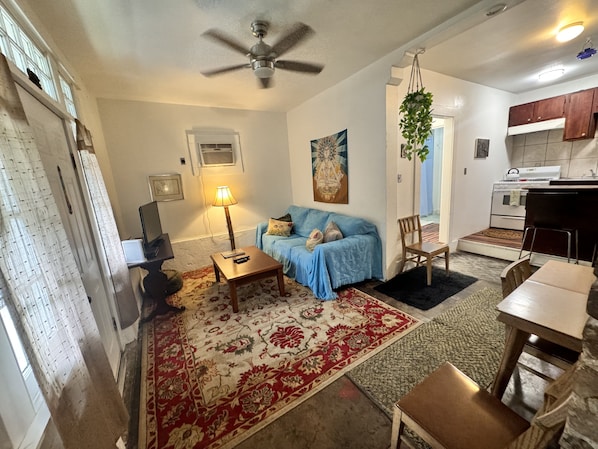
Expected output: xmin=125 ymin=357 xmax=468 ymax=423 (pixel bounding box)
xmin=399 ymin=50 xmax=434 ymax=162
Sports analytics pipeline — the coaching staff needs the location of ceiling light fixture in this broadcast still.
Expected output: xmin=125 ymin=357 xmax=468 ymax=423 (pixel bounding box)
xmin=538 ymin=67 xmax=565 ymax=82
xmin=577 ymin=37 xmax=597 ymax=60
xmin=556 ymin=22 xmax=584 ymax=42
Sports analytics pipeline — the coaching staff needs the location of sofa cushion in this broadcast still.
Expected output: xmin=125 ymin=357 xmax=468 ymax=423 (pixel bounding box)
xmin=275 ymin=213 xmax=292 ymax=222
xmin=287 ymin=205 xmax=330 ymax=237
xmin=266 ymin=218 xmax=294 ymax=236
xmin=306 ymin=228 xmax=324 ymax=251
xmin=323 ymin=221 xmax=343 ymax=243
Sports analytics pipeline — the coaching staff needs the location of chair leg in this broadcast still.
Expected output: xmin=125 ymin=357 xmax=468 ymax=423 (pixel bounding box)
xmin=426 ymin=257 xmax=432 ymax=286
xmin=519 ymin=227 xmax=530 ymax=260
xmin=398 ymin=257 xmax=406 ymax=273
xmin=445 ymin=250 xmax=449 ymax=275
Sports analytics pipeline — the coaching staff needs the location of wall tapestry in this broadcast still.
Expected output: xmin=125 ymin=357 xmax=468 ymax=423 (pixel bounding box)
xmin=311 ymin=129 xmax=348 ymax=204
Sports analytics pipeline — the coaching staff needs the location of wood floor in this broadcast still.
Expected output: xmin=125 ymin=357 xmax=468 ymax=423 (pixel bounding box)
xmin=421 ymin=222 xmax=524 ymax=250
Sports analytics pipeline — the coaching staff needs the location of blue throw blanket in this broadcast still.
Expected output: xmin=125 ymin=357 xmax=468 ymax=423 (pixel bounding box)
xmin=256 ymin=205 xmax=382 ymax=299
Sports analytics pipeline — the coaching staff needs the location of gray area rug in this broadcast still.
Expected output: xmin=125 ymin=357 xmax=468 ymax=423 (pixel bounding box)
xmin=347 ymin=287 xmax=505 ymax=418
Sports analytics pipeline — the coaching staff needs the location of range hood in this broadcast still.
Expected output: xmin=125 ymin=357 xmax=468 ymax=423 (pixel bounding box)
xmin=507 ymin=117 xmax=566 ymax=136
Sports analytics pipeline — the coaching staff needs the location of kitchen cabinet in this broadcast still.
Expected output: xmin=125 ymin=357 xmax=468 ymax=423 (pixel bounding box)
xmin=508 ymin=96 xmax=565 ymax=126
xmin=593 ymin=87 xmax=598 ymax=114
xmin=563 ymin=89 xmax=596 ymax=140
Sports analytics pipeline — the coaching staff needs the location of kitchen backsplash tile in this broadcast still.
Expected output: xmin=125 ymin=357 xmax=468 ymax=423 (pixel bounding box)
xmin=522 ymin=143 xmax=547 ymax=163
xmin=546 ymin=142 xmax=572 ymax=160
xmin=508 ymin=130 xmax=598 ymax=178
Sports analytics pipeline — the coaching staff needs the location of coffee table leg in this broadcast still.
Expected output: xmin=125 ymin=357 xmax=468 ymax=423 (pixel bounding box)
xmin=229 ymin=281 xmax=239 ymax=312
xmin=276 ymin=268 xmax=285 ymax=296
xmin=213 ymin=262 xmax=220 ymax=282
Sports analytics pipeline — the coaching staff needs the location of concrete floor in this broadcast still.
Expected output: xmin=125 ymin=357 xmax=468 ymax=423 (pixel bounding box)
xmin=125 ymin=251 xmax=562 ymax=449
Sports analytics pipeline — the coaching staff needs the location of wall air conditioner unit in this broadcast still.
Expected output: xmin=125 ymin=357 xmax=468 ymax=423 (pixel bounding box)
xmin=199 ymin=143 xmax=235 ymax=166
xmin=185 ymin=129 xmax=244 ymax=176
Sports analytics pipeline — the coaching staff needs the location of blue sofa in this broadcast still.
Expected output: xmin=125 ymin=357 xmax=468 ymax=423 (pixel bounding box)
xmin=256 ymin=205 xmax=383 ymax=300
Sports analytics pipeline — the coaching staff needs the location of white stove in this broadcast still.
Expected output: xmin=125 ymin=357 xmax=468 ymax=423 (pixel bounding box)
xmin=490 ymin=166 xmax=561 ymax=230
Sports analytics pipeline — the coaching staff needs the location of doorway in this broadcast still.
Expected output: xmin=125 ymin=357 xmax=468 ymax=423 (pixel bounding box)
xmin=417 ymin=116 xmax=454 ymax=245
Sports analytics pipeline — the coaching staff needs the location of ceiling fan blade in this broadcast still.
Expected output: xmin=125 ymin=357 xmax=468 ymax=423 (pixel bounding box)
xmin=201 ymin=63 xmax=250 ymax=77
xmin=202 ymin=29 xmax=249 ymax=56
xmin=258 ymin=77 xmax=272 ymax=89
xmin=275 ymin=60 xmax=324 ymax=74
xmin=270 ymin=23 xmax=314 ymax=57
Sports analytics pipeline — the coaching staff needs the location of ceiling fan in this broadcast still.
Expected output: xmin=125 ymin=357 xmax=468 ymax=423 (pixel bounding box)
xmin=200 ymin=20 xmax=324 ymax=88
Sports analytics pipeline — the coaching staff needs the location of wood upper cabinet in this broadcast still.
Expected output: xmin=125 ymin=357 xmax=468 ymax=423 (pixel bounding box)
xmin=508 ymin=96 xmax=566 ymax=126
xmin=563 ymin=89 xmax=596 ymax=141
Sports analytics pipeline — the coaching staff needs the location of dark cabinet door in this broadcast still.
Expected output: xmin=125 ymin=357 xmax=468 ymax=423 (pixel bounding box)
xmin=533 ymin=96 xmax=566 ymax=121
xmin=563 ymin=89 xmax=596 ymax=140
xmin=508 ymin=96 xmax=565 ymax=126
xmin=508 ymin=103 xmax=535 ymax=126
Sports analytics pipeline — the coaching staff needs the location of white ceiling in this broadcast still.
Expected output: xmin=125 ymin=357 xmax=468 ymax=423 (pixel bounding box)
xmin=14 ymin=0 xmax=598 ymax=112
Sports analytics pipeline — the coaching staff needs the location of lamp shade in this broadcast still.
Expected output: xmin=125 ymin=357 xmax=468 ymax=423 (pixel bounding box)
xmin=213 ymin=186 xmax=237 ymax=207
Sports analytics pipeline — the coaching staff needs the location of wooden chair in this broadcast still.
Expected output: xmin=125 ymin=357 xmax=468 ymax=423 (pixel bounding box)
xmin=391 ymin=362 xmax=530 ymax=449
xmin=500 ymin=258 xmax=578 ymax=378
xmin=398 ymin=214 xmax=449 ymax=285
xmin=391 ymin=361 xmax=576 ymax=449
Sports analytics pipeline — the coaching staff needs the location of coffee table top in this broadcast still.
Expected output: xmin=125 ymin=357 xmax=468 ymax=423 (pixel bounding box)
xmin=210 ymin=246 xmax=282 ymax=282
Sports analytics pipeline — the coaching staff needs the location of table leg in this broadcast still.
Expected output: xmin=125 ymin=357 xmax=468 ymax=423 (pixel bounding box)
xmin=213 ymin=262 xmax=220 ymax=282
xmin=229 ymin=281 xmax=239 ymax=312
xmin=276 ymin=268 xmax=286 ymax=296
xmin=491 ymin=325 xmax=530 ymax=398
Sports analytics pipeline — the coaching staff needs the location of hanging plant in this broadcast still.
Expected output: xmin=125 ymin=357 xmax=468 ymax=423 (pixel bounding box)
xmin=399 ymin=53 xmax=434 ymax=162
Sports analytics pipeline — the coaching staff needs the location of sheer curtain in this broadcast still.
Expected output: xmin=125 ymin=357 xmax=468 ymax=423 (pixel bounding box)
xmin=75 ymin=120 xmax=139 ymax=328
xmin=0 ymin=54 xmax=127 ymax=448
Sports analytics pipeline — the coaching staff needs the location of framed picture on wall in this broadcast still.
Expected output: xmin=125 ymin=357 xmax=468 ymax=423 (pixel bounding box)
xmin=474 ymin=138 xmax=490 ymax=159
xmin=148 ymin=173 xmax=184 ymax=201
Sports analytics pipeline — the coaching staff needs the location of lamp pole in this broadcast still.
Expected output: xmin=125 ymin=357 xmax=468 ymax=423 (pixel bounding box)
xmin=223 ymin=204 xmax=236 ymax=250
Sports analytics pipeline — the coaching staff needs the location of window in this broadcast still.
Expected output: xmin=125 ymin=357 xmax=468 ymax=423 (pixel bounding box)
xmin=0 ymin=2 xmax=78 ymax=117
xmin=59 ymin=74 xmax=77 ymax=118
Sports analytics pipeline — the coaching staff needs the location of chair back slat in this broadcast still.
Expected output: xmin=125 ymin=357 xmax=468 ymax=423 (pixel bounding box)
xmin=398 ymin=214 xmax=422 ymax=249
xmin=500 ymin=258 xmax=532 ymax=298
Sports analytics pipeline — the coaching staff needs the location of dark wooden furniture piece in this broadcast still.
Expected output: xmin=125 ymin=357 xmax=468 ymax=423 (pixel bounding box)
xmin=522 ymin=186 xmax=598 ymax=263
xmin=508 ymin=95 xmax=565 ymax=126
xmin=508 ymin=87 xmax=597 ymax=141
xmin=398 ymin=214 xmax=449 ymax=286
xmin=127 ymin=233 xmax=183 ymax=323
xmin=491 ymin=261 xmax=595 ymax=398
xmin=210 ymin=245 xmax=285 ymax=312
xmin=391 ymin=362 xmax=529 ymax=449
xmin=563 ymin=89 xmax=596 ymax=140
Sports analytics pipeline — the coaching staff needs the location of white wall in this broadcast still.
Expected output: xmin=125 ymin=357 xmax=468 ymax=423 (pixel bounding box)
xmin=96 ymin=99 xmax=292 ymax=270
xmin=287 ymin=61 xmax=516 ymax=279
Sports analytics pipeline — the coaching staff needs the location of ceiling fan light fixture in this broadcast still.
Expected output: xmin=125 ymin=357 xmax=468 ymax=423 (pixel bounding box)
xmin=538 ymin=67 xmax=565 ymax=82
xmin=577 ymin=38 xmax=597 ymax=60
xmin=252 ymin=59 xmax=275 ymax=78
xmin=556 ymin=22 xmax=584 ymax=42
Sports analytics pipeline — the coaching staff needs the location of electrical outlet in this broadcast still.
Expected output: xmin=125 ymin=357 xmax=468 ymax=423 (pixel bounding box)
xmin=397 ymin=174 xmax=402 ymax=183
xmin=180 ymin=157 xmax=186 ymax=165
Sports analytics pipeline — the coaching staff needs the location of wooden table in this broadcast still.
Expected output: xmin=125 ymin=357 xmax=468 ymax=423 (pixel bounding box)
xmin=127 ymin=233 xmax=184 ymax=323
xmin=491 ymin=260 xmax=595 ymax=398
xmin=210 ymin=246 xmax=285 ymax=312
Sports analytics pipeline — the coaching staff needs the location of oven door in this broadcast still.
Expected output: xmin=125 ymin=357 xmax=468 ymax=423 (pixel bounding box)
xmin=490 ymin=188 xmax=527 ymax=230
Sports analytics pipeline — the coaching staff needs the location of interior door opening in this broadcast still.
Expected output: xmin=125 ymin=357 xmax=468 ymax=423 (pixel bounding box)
xmin=417 ymin=116 xmax=454 ymax=245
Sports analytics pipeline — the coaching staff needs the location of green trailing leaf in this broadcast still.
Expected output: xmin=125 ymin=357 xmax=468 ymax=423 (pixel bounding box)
xmin=399 ymin=87 xmax=434 ymax=162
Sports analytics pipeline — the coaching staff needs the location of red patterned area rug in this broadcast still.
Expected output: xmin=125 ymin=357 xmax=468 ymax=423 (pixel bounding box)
xmin=139 ymin=266 xmax=419 ymax=449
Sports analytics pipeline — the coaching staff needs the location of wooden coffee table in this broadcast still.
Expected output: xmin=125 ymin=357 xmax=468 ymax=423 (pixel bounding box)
xmin=210 ymin=245 xmax=285 ymax=312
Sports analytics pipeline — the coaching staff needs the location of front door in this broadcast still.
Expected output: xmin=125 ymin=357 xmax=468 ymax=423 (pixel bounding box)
xmin=16 ymin=85 xmax=122 ymax=376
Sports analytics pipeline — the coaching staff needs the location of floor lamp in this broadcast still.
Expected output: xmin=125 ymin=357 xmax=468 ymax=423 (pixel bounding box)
xmin=213 ymin=186 xmax=238 ymax=250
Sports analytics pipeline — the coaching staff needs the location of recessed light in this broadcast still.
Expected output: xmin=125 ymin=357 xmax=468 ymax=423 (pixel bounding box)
xmin=556 ymin=22 xmax=584 ymax=42
xmin=538 ymin=68 xmax=565 ymax=82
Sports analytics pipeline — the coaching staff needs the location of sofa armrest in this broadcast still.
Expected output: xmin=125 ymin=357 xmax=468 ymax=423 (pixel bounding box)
xmin=255 ymin=221 xmax=269 ymax=249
